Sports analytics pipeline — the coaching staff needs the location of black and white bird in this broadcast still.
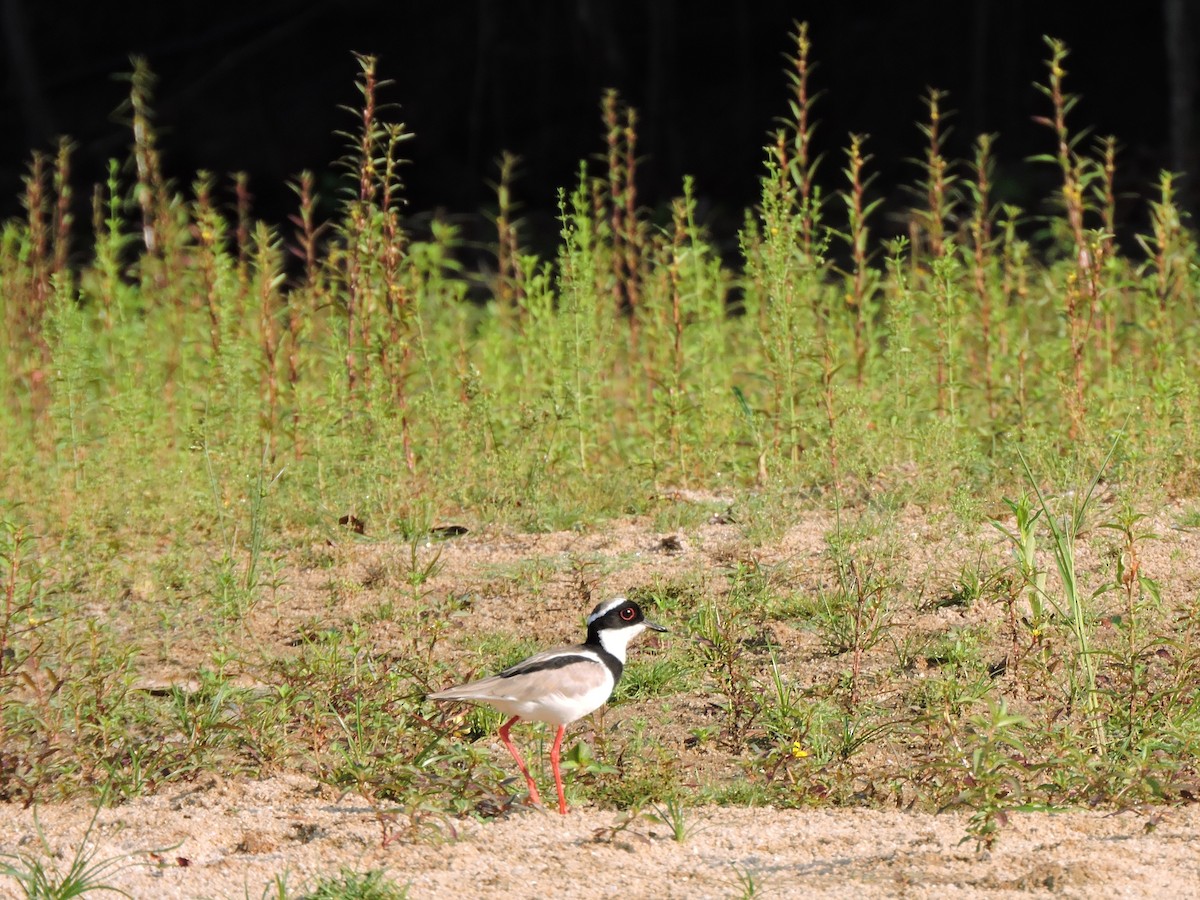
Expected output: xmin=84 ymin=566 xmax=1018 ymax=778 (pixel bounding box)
xmin=428 ymin=596 xmax=667 ymax=814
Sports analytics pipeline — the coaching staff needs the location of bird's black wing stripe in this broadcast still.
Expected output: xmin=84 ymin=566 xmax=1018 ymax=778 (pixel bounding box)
xmin=498 ymin=654 xmax=594 ymax=678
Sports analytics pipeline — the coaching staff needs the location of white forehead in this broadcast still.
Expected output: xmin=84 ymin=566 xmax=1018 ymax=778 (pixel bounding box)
xmin=586 ymin=596 xmax=628 ymax=624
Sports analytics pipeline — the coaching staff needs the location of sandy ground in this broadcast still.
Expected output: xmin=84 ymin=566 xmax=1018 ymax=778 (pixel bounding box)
xmin=5 ymin=501 xmax=1200 ymax=898
xmin=0 ymin=774 xmax=1194 ymax=898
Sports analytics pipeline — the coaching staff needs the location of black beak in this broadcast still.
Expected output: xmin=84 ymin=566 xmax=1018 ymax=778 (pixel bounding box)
xmin=646 ymin=620 xmax=669 ymax=633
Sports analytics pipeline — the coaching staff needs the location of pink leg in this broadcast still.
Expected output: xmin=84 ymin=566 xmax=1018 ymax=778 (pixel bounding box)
xmin=549 ymin=725 xmax=567 ymax=815
xmin=498 ymin=716 xmax=542 ymax=806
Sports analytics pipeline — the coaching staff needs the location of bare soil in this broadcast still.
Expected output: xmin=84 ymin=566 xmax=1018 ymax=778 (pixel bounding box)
xmin=4 ymin=500 xmax=1200 ymax=898
xmin=0 ymin=777 xmax=1195 ymax=898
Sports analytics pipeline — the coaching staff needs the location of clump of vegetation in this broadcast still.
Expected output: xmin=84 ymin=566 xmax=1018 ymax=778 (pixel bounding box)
xmin=2 ymin=24 xmax=1200 ymax=856
xmin=0 ymin=805 xmax=152 ymax=899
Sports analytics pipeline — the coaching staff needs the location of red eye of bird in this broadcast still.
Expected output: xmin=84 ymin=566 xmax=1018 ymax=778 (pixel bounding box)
xmin=620 ymin=606 xmax=636 ymax=621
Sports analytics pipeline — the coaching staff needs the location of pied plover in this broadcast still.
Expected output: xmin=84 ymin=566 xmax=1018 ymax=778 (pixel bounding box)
xmin=429 ymin=596 xmax=666 ymax=814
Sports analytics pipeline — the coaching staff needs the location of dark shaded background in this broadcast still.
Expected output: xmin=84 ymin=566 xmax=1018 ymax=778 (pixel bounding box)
xmin=2 ymin=1 xmax=1197 ymax=250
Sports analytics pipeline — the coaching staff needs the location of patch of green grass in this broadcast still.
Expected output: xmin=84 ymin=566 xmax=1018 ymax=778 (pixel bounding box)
xmin=731 ymin=490 xmax=801 ymax=548
xmin=645 ymin=796 xmax=699 ymax=843
xmin=477 ymin=557 xmax=560 ymax=599
xmin=613 ymin=658 xmax=693 ymax=701
xmin=729 ymin=864 xmax=768 ymax=899
xmin=922 ymin=626 xmax=988 ymax=673
xmin=627 ymin=574 xmax=710 ymax=618
xmin=1174 ymin=504 xmax=1200 ymax=529
xmin=650 ymin=498 xmax=728 ymax=533
xmin=457 ymin=633 xmax=541 ymax=676
xmin=300 ymin=869 xmax=409 ymax=900
xmin=0 ymin=806 xmax=153 ymax=899
xmin=582 ymin=718 xmax=684 ymax=809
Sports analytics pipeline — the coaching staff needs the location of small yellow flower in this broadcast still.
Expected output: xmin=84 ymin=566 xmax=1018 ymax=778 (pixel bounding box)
xmin=790 ymin=741 xmax=808 ymax=759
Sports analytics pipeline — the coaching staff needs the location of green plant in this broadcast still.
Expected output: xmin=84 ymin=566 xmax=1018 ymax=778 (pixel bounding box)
xmin=943 ymin=699 xmax=1034 ymax=852
xmin=613 ymin=657 xmax=690 ymax=701
xmin=0 ymin=516 xmax=38 ymax=684
xmin=1032 ymin=38 xmax=1094 ymax=440
xmin=759 ymin=651 xmax=811 ymax=748
xmin=558 ymin=740 xmax=617 ymax=779
xmin=689 ymin=599 xmax=760 ymax=747
xmin=200 ymin=434 xmax=286 ymax=619
xmin=815 ymin=558 xmax=893 ymax=707
xmin=0 ymin=806 xmax=152 ymax=899
xmin=1096 ymin=503 xmax=1165 ymax=749
xmin=992 ymin=492 xmax=1049 ymax=668
xmin=1018 ymin=448 xmax=1113 ymax=752
xmin=646 ymin=796 xmax=693 ymax=842
xmin=301 ymin=868 xmax=409 ymax=900
xmin=729 ymin=864 xmax=767 ymax=899
xmin=257 ymin=871 xmax=294 ymax=900
xmin=584 ymin=721 xmax=682 ymax=809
